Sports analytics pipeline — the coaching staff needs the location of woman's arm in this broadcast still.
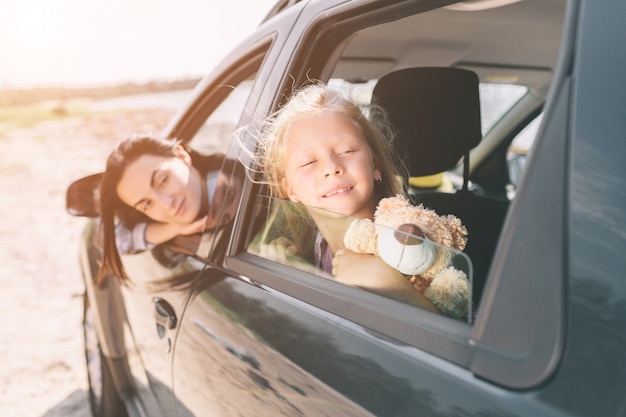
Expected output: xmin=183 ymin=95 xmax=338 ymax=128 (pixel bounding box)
xmin=331 ymin=249 xmax=441 ymax=313
xmin=145 ymin=216 xmax=208 ymax=245
xmin=115 ymin=216 xmax=209 ymax=255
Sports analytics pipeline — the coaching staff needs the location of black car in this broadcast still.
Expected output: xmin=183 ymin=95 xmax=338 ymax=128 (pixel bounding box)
xmin=67 ymin=0 xmax=626 ymax=416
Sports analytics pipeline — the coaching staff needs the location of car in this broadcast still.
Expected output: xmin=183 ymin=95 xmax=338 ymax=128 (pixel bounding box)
xmin=66 ymin=0 xmax=626 ymax=416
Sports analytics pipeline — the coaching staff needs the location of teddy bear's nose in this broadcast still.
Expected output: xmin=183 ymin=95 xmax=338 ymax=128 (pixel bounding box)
xmin=394 ymin=223 xmax=425 ymax=246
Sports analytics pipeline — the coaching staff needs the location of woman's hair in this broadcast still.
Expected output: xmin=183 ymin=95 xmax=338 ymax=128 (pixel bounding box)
xmin=258 ymin=82 xmax=406 ymax=200
xmin=97 ymin=135 xmax=181 ymax=286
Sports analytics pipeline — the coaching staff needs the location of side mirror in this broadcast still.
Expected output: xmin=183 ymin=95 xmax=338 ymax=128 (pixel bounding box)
xmin=66 ymin=173 xmax=103 ymax=217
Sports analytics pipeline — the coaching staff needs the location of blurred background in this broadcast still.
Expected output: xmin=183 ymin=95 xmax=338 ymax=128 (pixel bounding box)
xmin=0 ymin=1 xmax=275 ymax=416
xmin=1 ymin=0 xmax=276 ymax=89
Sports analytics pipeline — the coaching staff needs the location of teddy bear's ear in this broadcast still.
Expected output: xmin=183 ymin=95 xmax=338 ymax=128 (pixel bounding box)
xmin=375 ymin=195 xmax=410 ymax=216
xmin=443 ymin=215 xmax=468 ymax=251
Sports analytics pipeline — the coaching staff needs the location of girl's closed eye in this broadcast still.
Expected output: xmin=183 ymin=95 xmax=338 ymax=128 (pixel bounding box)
xmin=338 ymin=149 xmax=356 ymax=156
xmin=299 ymin=159 xmax=317 ymax=168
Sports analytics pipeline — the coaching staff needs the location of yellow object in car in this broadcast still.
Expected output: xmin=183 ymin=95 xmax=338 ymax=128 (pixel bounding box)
xmin=408 ymin=173 xmax=444 ymax=189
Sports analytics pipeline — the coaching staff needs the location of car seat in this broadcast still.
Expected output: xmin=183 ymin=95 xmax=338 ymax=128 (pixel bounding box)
xmin=372 ymin=67 xmax=509 ymax=306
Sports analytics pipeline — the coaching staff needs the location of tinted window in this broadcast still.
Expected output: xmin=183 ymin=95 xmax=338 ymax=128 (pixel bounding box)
xmin=245 ymin=195 xmax=473 ymax=321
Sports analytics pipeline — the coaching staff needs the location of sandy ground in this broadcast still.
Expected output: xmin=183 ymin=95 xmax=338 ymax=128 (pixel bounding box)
xmin=0 ymin=106 xmax=174 ymax=417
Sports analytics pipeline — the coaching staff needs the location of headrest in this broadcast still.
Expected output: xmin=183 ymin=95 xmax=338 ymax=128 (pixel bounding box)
xmin=372 ymin=67 xmax=482 ymax=177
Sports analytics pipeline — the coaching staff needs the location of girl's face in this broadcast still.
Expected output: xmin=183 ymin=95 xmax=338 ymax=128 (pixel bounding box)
xmin=117 ymin=147 xmax=204 ymax=224
xmin=281 ymin=110 xmax=381 ymax=219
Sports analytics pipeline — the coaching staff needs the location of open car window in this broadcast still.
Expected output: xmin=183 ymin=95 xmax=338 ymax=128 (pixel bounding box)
xmin=245 ymin=194 xmax=473 ymax=322
xmin=186 ymin=79 xmax=255 ymax=155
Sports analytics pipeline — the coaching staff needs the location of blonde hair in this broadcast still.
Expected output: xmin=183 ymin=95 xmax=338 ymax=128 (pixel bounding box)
xmin=258 ymin=83 xmax=406 ymax=200
xmin=242 ymin=83 xmax=407 ymax=249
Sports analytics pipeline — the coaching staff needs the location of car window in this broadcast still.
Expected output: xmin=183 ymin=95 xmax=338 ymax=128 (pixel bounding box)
xmin=479 ymin=83 xmax=528 ymax=135
xmin=328 ymin=79 xmax=528 ymax=137
xmin=507 ymin=113 xmax=543 ymax=198
xmin=245 ymin=194 xmax=473 ymax=322
xmin=186 ymin=79 xmax=256 ymax=155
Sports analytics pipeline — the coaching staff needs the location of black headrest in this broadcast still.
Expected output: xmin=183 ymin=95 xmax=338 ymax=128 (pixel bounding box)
xmin=372 ymin=67 xmax=482 ymax=177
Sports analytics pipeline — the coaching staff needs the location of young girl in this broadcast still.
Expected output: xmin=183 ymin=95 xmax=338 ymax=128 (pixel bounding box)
xmin=256 ymin=83 xmax=440 ymax=313
xmin=98 ymin=135 xmax=224 ymax=285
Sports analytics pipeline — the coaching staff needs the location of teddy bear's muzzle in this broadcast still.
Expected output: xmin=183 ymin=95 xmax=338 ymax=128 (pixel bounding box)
xmin=394 ymin=223 xmax=426 ymax=245
xmin=378 ymin=223 xmax=437 ymax=275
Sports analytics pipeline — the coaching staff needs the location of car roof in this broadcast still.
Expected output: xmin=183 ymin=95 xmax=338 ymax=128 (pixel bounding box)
xmin=331 ymin=0 xmax=566 ymax=93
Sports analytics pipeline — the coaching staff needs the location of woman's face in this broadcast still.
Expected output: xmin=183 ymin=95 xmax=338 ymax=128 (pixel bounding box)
xmin=116 ymin=147 xmax=204 ymax=224
xmin=281 ymin=110 xmax=381 ymax=220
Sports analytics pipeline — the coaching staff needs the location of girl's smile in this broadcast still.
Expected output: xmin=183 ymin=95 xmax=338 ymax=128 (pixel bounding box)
xmin=322 ymin=184 xmax=354 ymax=198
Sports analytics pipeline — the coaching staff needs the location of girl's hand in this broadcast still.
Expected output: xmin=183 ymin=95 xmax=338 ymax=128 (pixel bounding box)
xmin=259 ymin=236 xmax=299 ymax=263
xmin=331 ymin=249 xmax=398 ymax=287
xmin=331 ymin=249 xmax=440 ymax=313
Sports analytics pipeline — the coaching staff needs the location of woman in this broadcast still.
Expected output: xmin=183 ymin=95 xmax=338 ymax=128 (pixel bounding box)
xmin=98 ymin=135 xmax=224 ymax=285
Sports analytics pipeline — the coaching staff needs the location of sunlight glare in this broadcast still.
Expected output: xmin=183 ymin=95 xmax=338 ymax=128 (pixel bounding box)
xmin=1 ymin=0 xmax=277 ymax=88
xmin=16 ymin=2 xmax=45 ymax=29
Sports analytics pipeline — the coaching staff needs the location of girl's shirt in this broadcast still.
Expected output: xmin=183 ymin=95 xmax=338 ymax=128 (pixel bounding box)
xmin=314 ymin=232 xmax=334 ymax=276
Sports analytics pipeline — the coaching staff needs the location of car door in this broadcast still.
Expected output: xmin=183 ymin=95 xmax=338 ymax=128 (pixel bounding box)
xmin=172 ymin=0 xmax=572 ymax=415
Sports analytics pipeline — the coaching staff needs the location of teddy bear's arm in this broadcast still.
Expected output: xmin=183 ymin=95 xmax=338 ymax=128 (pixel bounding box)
xmin=343 ymin=218 xmax=378 ymax=254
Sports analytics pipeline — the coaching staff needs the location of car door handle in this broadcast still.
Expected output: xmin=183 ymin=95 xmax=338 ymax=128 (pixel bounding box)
xmin=153 ymin=297 xmax=177 ymax=332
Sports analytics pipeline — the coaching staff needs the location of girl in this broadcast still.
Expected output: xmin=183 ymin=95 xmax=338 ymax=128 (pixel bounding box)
xmin=256 ymin=83 xmax=440 ymax=312
xmin=98 ymin=135 xmax=224 ymax=285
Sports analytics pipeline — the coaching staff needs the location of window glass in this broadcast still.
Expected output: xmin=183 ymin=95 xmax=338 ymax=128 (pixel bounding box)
xmin=187 ymin=79 xmax=255 ymax=155
xmin=328 ymin=79 xmax=527 ymax=136
xmin=510 ymin=113 xmax=543 ymax=155
xmin=327 ymin=78 xmax=376 ymax=107
xmin=479 ymin=83 xmax=527 ymax=134
xmin=507 ymin=113 xmax=543 ymax=198
xmin=245 ymin=195 xmax=473 ymax=322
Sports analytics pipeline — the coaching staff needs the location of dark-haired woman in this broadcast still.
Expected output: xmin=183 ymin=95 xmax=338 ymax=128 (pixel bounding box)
xmin=98 ymin=136 xmax=224 ymax=285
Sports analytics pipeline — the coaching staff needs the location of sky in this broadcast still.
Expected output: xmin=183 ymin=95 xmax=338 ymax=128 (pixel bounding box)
xmin=0 ymin=0 xmax=278 ymax=89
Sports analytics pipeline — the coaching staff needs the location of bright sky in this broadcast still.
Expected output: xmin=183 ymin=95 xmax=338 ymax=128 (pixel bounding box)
xmin=0 ymin=0 xmax=277 ymax=89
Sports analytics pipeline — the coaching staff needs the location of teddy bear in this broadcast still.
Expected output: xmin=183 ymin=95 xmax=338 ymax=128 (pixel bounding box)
xmin=343 ymin=195 xmax=471 ymax=319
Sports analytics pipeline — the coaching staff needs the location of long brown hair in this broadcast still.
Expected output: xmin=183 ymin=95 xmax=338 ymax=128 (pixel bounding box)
xmin=97 ymin=136 xmax=181 ymax=286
